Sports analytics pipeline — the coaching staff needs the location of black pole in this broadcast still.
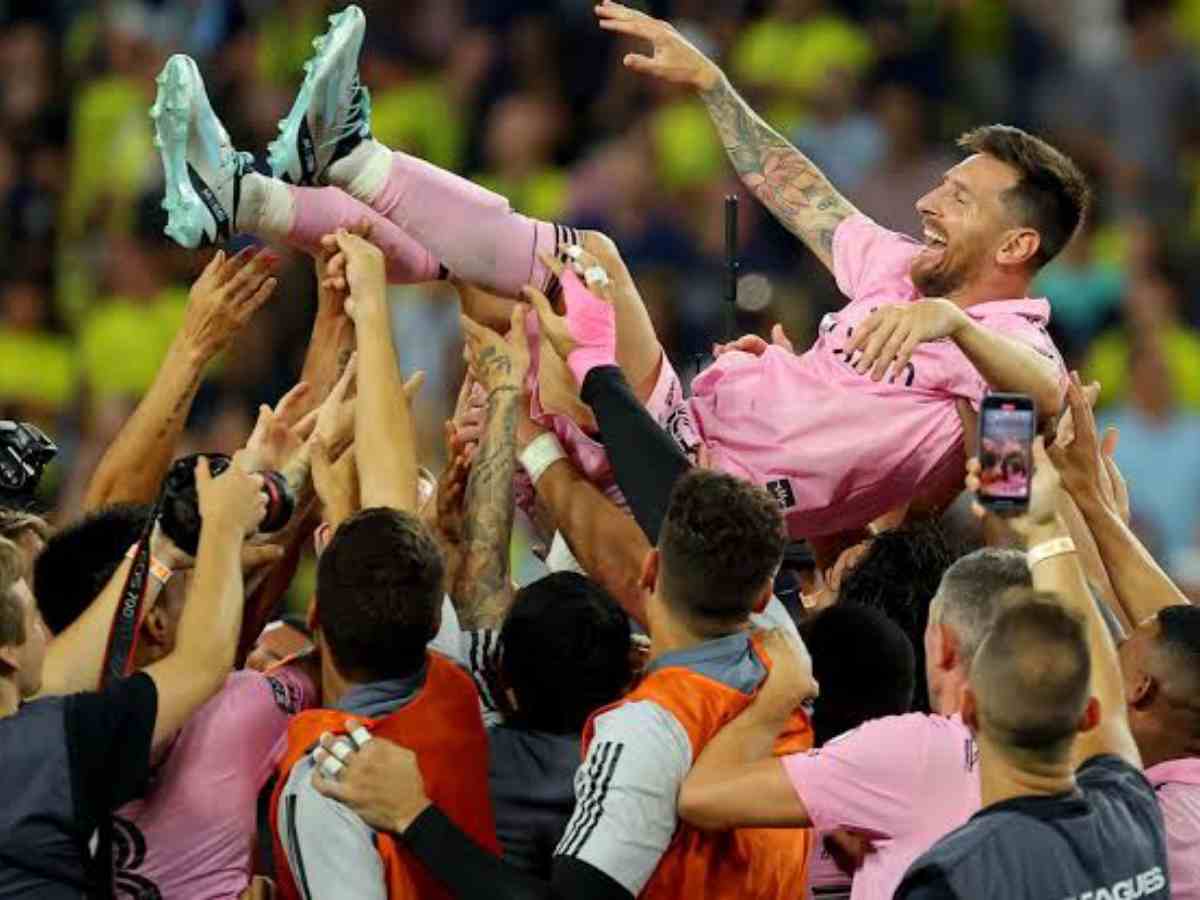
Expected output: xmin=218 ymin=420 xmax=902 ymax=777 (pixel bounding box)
xmin=724 ymin=194 xmax=739 ymax=341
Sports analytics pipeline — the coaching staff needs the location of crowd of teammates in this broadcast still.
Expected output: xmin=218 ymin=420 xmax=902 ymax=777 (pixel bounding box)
xmin=0 ymin=4 xmax=1198 ymax=900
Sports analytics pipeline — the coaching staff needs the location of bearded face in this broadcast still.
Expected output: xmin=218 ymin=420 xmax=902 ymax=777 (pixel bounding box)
xmin=910 ymin=155 xmax=1021 ymax=298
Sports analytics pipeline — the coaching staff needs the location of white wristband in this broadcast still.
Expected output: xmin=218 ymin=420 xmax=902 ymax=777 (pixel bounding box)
xmin=519 ymin=432 xmax=567 ymax=486
xmin=1027 ymin=537 xmax=1077 ymax=568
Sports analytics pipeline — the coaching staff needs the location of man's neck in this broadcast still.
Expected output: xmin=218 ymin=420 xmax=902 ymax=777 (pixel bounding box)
xmin=978 ymin=737 xmax=1076 ymax=808
xmin=0 ymin=678 xmax=21 ymax=719
xmin=947 ymin=272 xmax=1033 ymax=310
xmin=647 ymin=611 xmax=734 ymax=664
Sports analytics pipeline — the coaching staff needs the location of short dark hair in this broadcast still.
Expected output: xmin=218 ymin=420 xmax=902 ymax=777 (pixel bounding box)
xmin=802 ymin=604 xmax=915 ymax=746
xmin=839 ymin=521 xmax=957 ymax=711
xmin=500 ymin=572 xmax=632 ymax=734
xmin=316 ymin=507 xmax=444 ymax=682
xmin=1155 ymin=605 xmax=1200 ymax=722
xmin=658 ymin=470 xmax=785 ymax=631
xmin=958 ymin=125 xmax=1091 ymax=269
xmin=970 ymin=594 xmax=1091 ymax=762
xmin=0 ymin=537 xmax=25 ymax=649
xmin=34 ymin=504 xmax=152 ymax=634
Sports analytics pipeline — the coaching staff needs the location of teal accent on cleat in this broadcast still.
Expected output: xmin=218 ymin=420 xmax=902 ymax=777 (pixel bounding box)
xmin=151 ymin=54 xmax=253 ymax=249
xmin=267 ymin=4 xmax=370 ymax=187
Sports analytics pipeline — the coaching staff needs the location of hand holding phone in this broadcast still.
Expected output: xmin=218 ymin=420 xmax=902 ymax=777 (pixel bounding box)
xmin=976 ymin=393 xmax=1037 ymax=515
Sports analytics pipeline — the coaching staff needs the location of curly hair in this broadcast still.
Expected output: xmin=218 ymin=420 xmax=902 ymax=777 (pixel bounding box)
xmin=658 ymin=469 xmax=785 ymax=630
xmin=316 ymin=507 xmax=445 ymax=682
xmin=838 ymin=520 xmax=959 ymax=712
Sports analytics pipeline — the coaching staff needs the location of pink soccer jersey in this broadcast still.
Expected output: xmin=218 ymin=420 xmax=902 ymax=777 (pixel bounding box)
xmin=782 ymin=712 xmax=982 ymax=900
xmin=683 ymin=214 xmax=1067 ymax=538
xmin=112 ymin=667 xmax=316 ymax=898
xmin=1147 ymin=757 xmax=1200 ymax=900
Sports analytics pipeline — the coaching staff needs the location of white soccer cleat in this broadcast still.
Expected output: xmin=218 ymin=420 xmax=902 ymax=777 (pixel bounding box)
xmin=268 ymin=5 xmax=371 ymax=187
xmin=150 ymin=54 xmax=253 ymax=248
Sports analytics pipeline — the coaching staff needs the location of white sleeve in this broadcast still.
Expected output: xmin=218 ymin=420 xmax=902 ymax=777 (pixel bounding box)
xmin=554 ymin=700 xmax=692 ymax=895
xmin=427 ymin=595 xmax=467 ymax=664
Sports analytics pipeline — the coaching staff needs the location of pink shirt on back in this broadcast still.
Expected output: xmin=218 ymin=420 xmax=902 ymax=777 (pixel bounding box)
xmin=1146 ymin=757 xmax=1200 ymax=900
xmin=782 ymin=712 xmax=981 ymax=900
xmin=112 ymin=667 xmax=315 ymax=899
xmin=686 ymin=214 xmax=1067 ymax=538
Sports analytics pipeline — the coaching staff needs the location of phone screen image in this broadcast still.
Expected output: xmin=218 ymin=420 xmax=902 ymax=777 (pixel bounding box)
xmin=978 ymin=398 xmax=1036 ymax=506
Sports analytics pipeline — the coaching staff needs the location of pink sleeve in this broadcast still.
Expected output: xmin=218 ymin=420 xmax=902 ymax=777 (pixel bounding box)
xmin=781 ymin=715 xmax=929 ymax=837
xmin=210 ymin=669 xmax=315 ymax=787
xmin=832 ymin=214 xmax=922 ymax=303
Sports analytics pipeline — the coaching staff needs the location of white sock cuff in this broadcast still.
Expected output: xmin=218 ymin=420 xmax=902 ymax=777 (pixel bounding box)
xmin=238 ymin=172 xmax=295 ymax=241
xmin=330 ymin=138 xmax=391 ymax=204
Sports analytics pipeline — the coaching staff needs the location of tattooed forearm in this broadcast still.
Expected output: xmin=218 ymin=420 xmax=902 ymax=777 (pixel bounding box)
xmin=700 ymin=76 xmax=857 ymax=269
xmin=456 ymin=388 xmax=521 ymax=630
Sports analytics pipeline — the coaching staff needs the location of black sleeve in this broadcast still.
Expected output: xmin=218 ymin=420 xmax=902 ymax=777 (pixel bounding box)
xmin=403 ymin=805 xmax=631 ymax=900
xmin=580 ymin=365 xmax=691 ymax=544
xmin=63 ymin=671 xmax=158 ymax=830
xmin=896 ymin=868 xmax=960 ymax=900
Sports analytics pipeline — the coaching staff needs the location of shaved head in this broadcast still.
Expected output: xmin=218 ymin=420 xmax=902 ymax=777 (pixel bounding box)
xmin=969 ymin=594 xmax=1091 ymax=764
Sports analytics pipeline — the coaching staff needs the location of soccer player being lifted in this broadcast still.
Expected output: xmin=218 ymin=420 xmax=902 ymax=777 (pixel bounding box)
xmin=151 ymin=3 xmax=1074 ymax=542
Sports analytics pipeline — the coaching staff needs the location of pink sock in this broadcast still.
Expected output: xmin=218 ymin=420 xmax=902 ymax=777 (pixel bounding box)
xmin=560 ymin=269 xmax=618 ymax=384
xmin=287 ymin=186 xmax=441 ymax=285
xmin=365 ymin=152 xmax=579 ymax=297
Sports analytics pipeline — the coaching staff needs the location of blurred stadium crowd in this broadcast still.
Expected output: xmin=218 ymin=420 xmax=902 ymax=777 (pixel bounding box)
xmin=2 ymin=0 xmax=1200 ymax=587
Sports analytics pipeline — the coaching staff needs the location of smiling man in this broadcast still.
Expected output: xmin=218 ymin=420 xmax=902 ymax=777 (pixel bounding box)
xmin=584 ymin=3 xmax=1078 ymax=538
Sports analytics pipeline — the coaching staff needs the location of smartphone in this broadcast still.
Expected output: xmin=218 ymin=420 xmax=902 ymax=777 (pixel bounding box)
xmin=977 ymin=393 xmax=1037 ymax=515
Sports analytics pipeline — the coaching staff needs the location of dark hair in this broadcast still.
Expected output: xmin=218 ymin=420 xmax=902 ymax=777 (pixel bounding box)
xmin=958 ymin=125 xmax=1091 ymax=269
xmin=970 ymin=595 xmax=1091 ymax=761
xmin=803 ymin=604 xmax=915 ymax=746
xmin=500 ymin=572 xmax=632 ymax=734
xmin=1123 ymin=0 xmax=1170 ymax=26
xmin=1156 ymin=605 xmax=1200 ymax=711
xmin=838 ymin=521 xmax=957 ymax=712
xmin=316 ymin=507 xmax=444 ymax=682
xmin=658 ymin=470 xmax=785 ymax=631
xmin=34 ymin=504 xmax=153 ymax=634
xmin=0 ymin=537 xmax=25 ymax=649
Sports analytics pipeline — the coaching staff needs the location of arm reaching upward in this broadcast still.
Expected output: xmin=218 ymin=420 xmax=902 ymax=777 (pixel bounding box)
xmin=455 ymin=309 xmax=531 ymax=630
xmin=595 ymin=2 xmax=857 ymax=271
xmin=84 ymin=249 xmax=279 ymax=510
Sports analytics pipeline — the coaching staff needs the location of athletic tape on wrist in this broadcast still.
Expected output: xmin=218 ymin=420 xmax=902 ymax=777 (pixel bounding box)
xmin=519 ymin=433 xmax=567 ymax=486
xmin=1026 ymin=536 xmax=1077 ymax=568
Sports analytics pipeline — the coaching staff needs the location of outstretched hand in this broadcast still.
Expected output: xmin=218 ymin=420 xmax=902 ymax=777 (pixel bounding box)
xmin=461 ymin=306 xmax=531 ymax=394
xmin=595 ymin=2 xmax=723 ymax=92
xmin=521 ymin=246 xmax=617 ymax=382
xmin=843 ymin=299 xmax=968 ymax=382
xmin=182 ymin=247 xmax=281 ymax=360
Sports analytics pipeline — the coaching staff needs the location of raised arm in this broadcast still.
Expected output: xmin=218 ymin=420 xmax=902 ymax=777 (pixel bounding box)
xmin=514 ymin=395 xmax=649 ymax=623
xmin=1049 ymin=376 xmax=1190 ymax=626
xmin=970 ymin=437 xmax=1140 ymax=768
xmin=332 ymin=230 xmax=422 ymax=512
xmin=454 ymin=309 xmax=531 ymax=630
xmin=83 ymin=249 xmax=279 ymax=510
xmin=143 ymin=457 xmax=266 ymax=749
xmin=595 ymin=2 xmax=857 ymax=271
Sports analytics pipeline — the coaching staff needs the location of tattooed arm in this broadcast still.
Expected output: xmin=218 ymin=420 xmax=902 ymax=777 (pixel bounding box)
xmin=596 ymin=2 xmax=857 ymax=272
xmin=456 ymin=309 xmax=532 ymax=630
xmin=84 ymin=249 xmax=280 ymax=510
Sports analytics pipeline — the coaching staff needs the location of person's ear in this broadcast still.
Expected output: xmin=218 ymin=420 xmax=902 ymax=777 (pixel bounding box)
xmin=0 ymin=641 xmax=20 ymax=674
xmin=142 ymin=604 xmax=170 ymax=648
xmin=960 ymin=685 xmax=980 ymax=734
xmin=639 ymin=549 xmax=659 ymax=594
xmin=996 ymin=227 xmax=1040 ymax=269
xmin=936 ymin=622 xmax=959 ymax=671
xmin=1078 ymin=696 xmax=1101 ymax=734
xmin=1127 ymin=673 xmax=1157 ymax=709
xmin=752 ymin=580 xmax=772 ymax=614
